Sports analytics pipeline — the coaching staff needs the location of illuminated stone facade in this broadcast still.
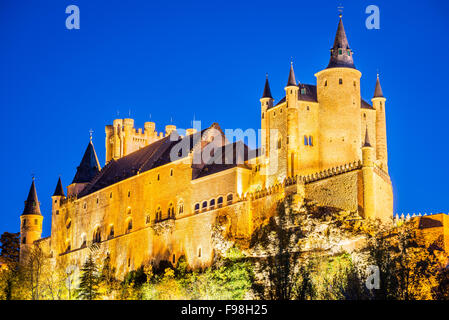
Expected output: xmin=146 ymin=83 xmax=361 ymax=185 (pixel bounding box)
xmin=19 ymin=16 xmax=396 ymax=278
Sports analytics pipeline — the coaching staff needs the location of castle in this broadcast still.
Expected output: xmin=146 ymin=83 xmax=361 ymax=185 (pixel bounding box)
xmin=18 ymin=16 xmax=395 ymax=276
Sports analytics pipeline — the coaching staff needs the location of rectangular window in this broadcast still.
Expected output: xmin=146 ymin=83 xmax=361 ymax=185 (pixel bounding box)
xmin=304 ymin=135 xmax=308 ymax=146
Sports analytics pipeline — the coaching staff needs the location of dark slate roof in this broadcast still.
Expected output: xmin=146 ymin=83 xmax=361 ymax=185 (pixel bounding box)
xmin=373 ymin=76 xmax=384 ymax=98
xmin=78 ymin=124 xmax=222 ymax=197
xmin=22 ymin=179 xmax=41 ymax=216
xmin=261 ymin=75 xmax=273 ymax=99
xmin=194 ymin=141 xmax=252 ymax=179
xmin=363 ymin=127 xmax=372 ymax=147
xmin=286 ymin=63 xmax=297 ymax=87
xmin=361 ymin=99 xmax=374 ymax=109
xmin=72 ymin=141 xmax=101 ymax=184
xmin=53 ymin=177 xmax=65 ymax=197
xmin=327 ymin=17 xmax=356 ymax=69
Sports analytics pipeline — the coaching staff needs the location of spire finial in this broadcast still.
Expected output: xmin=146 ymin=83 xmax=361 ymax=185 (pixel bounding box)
xmin=266 ymin=72 xmax=268 ymax=79
xmin=89 ymin=129 xmax=93 ymax=142
xmin=338 ymin=4 xmax=344 ymax=18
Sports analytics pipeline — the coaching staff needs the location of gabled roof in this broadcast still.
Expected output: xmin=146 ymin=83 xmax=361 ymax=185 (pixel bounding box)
xmin=22 ymin=179 xmax=41 ymax=216
xmin=327 ymin=16 xmax=356 ymax=69
xmin=53 ymin=177 xmax=65 ymax=197
xmin=72 ymin=141 xmax=101 ymax=184
xmin=272 ymin=83 xmax=318 ymax=108
xmin=193 ymin=141 xmax=252 ymax=179
xmin=78 ymin=124 xmax=222 ymax=197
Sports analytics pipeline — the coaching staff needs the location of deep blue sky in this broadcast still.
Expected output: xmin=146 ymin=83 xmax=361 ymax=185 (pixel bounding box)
xmin=1 ymin=0 xmax=448 ymax=237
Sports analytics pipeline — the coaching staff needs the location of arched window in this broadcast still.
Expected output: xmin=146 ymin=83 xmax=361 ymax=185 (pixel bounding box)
xmin=227 ymin=194 xmax=233 ymax=205
xmin=194 ymin=203 xmax=200 ymax=213
xmin=209 ymin=199 xmax=215 ymax=209
xmin=178 ymin=202 xmax=184 ymax=215
xmin=155 ymin=206 xmax=162 ymax=221
xmin=304 ymin=135 xmax=308 ymax=146
xmin=309 ymin=136 xmax=313 ymax=146
xmin=217 ymin=197 xmax=223 ymax=208
xmin=93 ymin=227 xmax=101 ymax=243
xmin=108 ymin=225 xmax=114 ymax=239
xmin=202 ymin=201 xmax=208 ymax=211
xmin=168 ymin=203 xmax=174 ymax=218
xmin=126 ymin=219 xmax=133 ymax=233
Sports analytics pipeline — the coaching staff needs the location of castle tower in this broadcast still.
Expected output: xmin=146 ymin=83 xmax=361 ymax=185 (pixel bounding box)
xmin=285 ymin=62 xmax=299 ymax=177
xmin=67 ymin=138 xmax=101 ymax=196
xmin=315 ymin=14 xmax=362 ymax=169
xmin=260 ymin=74 xmax=274 ymax=158
xmin=361 ymin=127 xmax=375 ymax=219
xmin=20 ymin=178 xmax=43 ymax=262
xmin=51 ymin=177 xmax=65 ymax=216
xmin=372 ymin=74 xmax=388 ymax=172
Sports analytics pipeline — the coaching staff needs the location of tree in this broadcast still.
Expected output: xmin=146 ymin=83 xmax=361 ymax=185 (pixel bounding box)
xmin=0 ymin=232 xmax=20 ymax=266
xmin=77 ymin=254 xmax=101 ymax=300
xmin=98 ymin=254 xmax=119 ymax=299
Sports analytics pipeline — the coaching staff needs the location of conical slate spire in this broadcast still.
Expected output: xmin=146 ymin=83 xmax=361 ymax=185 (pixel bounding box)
xmin=363 ymin=127 xmax=372 ymax=147
xmin=327 ymin=15 xmax=355 ymax=69
xmin=261 ymin=74 xmax=273 ymax=99
xmin=22 ymin=179 xmax=41 ymax=216
xmin=373 ymin=74 xmax=384 ymax=98
xmin=72 ymin=141 xmax=101 ymax=184
xmin=286 ymin=62 xmax=297 ymax=87
xmin=53 ymin=177 xmax=65 ymax=197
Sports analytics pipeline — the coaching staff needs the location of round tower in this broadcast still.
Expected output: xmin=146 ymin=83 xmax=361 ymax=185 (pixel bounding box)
xmin=371 ymin=74 xmax=388 ymax=172
xmin=20 ymin=178 xmax=43 ymax=262
xmin=285 ymin=62 xmax=299 ymax=177
xmin=315 ymin=14 xmax=362 ymax=169
xmin=361 ymin=127 xmax=375 ymax=219
xmin=260 ymin=74 xmax=274 ymax=157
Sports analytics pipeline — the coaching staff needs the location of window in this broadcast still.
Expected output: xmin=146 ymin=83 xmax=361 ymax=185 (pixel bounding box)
xmin=168 ymin=203 xmax=174 ymax=218
xmin=262 ymin=112 xmax=264 ymax=119
xmin=324 ymin=80 xmax=327 ymax=87
xmin=286 ymin=136 xmax=289 ymax=145
xmin=22 ymin=219 xmax=27 ymax=227
xmin=157 ymin=174 xmax=160 ymax=181
xmin=178 ymin=202 xmax=184 ymax=215
xmin=217 ymin=197 xmax=223 ymax=208
xmin=127 ymin=207 xmax=132 ymax=215
xmin=202 ymin=201 xmax=208 ymax=211
xmin=301 ymin=87 xmax=306 ymax=94
xmin=277 ymin=138 xmax=282 ymax=149
xmin=56 ymin=210 xmax=59 ymax=215
xmin=146 ymin=215 xmax=151 ymax=224
xmin=66 ymin=242 xmax=71 ymax=253
xmin=66 ymin=219 xmax=71 ymax=229
xmin=304 ymin=135 xmax=308 ymax=146
xmin=210 ymin=199 xmax=215 ymax=209
xmin=93 ymin=228 xmax=101 ymax=243
xmin=22 ymin=237 xmax=26 ymax=244
xmin=309 ymin=136 xmax=313 ymax=146
xmin=307 ymin=106 xmax=310 ymax=111
xmin=172 ymin=254 xmax=176 ymax=264
xmin=353 ymin=81 xmax=356 ymax=88
xmin=156 ymin=206 xmax=162 ymax=221
xmin=194 ymin=203 xmax=200 ymax=213
xmin=109 ymin=225 xmax=114 ymax=239
xmin=126 ymin=219 xmax=133 ymax=233
xmin=83 ymin=203 xmax=87 ymax=210
xmin=338 ymin=49 xmax=342 ymax=55
xmin=110 ymin=192 xmax=113 ymax=199
xmin=227 ymin=194 xmax=233 ymax=205
xmin=170 ymin=169 xmax=174 ymax=176
xmin=198 ymin=248 xmax=202 ymax=258
xmin=339 ymin=78 xmax=343 ymax=85
xmin=128 ymin=191 xmax=131 ymax=198
xmin=347 ymin=50 xmax=351 ymax=56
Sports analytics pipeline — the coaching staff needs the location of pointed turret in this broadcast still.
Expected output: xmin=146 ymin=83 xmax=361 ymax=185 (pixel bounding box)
xmin=53 ymin=177 xmax=65 ymax=197
xmin=22 ymin=179 xmax=41 ymax=216
xmin=363 ymin=127 xmax=372 ymax=148
xmin=261 ymin=74 xmax=273 ymax=99
xmin=373 ymin=74 xmax=384 ymax=98
xmin=327 ymin=14 xmax=355 ymax=69
xmin=72 ymin=140 xmax=101 ymax=184
xmin=286 ymin=61 xmax=297 ymax=87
